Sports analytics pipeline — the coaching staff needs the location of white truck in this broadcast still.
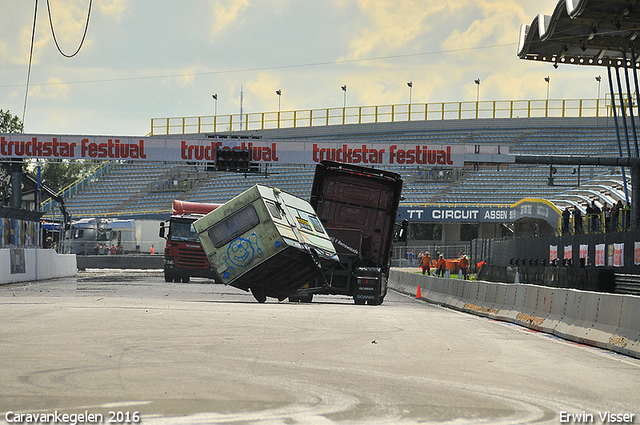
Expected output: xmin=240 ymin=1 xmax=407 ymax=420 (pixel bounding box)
xmin=69 ymin=218 xmax=164 ymax=255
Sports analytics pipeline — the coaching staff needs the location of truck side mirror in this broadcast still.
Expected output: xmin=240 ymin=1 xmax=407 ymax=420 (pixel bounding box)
xmin=397 ymin=219 xmax=408 ymax=242
xmin=159 ymin=222 xmax=166 ymax=238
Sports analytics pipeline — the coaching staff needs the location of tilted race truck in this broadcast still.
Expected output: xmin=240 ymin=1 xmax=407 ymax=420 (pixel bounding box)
xmin=192 ymin=184 xmax=340 ymax=303
xmin=297 ymin=160 xmax=404 ymax=305
xmin=159 ymin=200 xmax=222 ymax=283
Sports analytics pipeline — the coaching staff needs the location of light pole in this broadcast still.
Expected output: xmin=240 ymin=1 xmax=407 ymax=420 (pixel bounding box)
xmin=474 ymin=79 xmax=481 ymax=118
xmin=544 ymin=76 xmax=551 ymax=117
xmin=407 ymin=81 xmax=413 ymax=105
xmin=341 ymin=85 xmax=347 ymax=108
xmin=212 ymin=94 xmax=218 ymax=131
xmin=276 ymin=89 xmax=282 ymax=128
xmin=341 ymin=85 xmax=347 ymax=124
xmin=544 ymin=76 xmax=550 ymax=101
xmin=595 ymin=76 xmax=602 ymax=122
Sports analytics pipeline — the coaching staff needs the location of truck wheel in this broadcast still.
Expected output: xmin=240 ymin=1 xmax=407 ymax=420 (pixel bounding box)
xmin=182 ymin=276 xmax=190 ymax=283
xmin=301 ymin=294 xmax=313 ymax=303
xmin=251 ymin=287 xmax=267 ymax=303
xmin=173 ymin=276 xmax=181 ymax=283
xmin=164 ymin=273 xmax=172 ymax=283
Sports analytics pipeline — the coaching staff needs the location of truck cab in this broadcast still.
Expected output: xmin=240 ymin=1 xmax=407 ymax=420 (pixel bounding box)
xmin=305 ymin=160 xmax=404 ymax=305
xmin=160 ymin=200 xmax=222 ymax=283
xmin=69 ymin=218 xmax=111 ymax=255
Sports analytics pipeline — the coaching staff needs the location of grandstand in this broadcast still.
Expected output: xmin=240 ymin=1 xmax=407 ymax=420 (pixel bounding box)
xmin=49 ymin=116 xmax=628 ymax=220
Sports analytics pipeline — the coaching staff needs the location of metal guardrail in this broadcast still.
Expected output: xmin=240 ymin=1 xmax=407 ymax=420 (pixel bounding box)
xmin=150 ymin=98 xmax=613 ymax=135
xmin=614 ymin=274 xmax=640 ymax=296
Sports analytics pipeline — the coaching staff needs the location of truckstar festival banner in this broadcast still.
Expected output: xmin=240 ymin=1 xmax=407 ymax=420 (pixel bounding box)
xmin=0 ymin=133 xmax=466 ymax=167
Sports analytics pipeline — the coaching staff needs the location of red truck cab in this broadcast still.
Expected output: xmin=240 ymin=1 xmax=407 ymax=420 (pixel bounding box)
xmin=159 ymin=200 xmax=222 ymax=283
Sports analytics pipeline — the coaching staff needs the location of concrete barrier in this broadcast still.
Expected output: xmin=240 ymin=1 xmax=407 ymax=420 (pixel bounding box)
xmin=496 ymin=284 xmax=525 ymax=323
xmin=514 ymin=285 xmax=549 ymax=331
xmin=480 ymin=282 xmax=502 ymax=319
xmin=538 ymin=288 xmax=567 ymax=334
xmin=427 ymin=276 xmax=448 ymax=305
xmin=491 ymin=283 xmax=509 ymax=318
xmin=617 ymin=296 xmax=640 ymax=357
xmin=0 ymin=248 xmax=77 ymax=284
xmin=575 ymin=291 xmax=601 ymax=343
xmin=554 ymin=289 xmax=583 ymax=342
xmin=389 ymin=267 xmax=640 ymax=359
xmin=585 ymin=293 xmax=625 ymax=352
xmin=77 ymin=254 xmax=164 ymax=270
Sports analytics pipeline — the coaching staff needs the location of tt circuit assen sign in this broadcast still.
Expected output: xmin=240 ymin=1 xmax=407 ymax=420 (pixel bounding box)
xmin=398 ymin=199 xmax=562 ymax=226
xmin=0 ymin=134 xmax=466 ymax=167
xmin=399 ymin=205 xmax=511 ymax=223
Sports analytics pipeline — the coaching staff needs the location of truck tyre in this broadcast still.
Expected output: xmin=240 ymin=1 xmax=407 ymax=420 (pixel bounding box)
xmin=288 ymin=294 xmax=313 ymax=303
xmin=182 ymin=276 xmax=190 ymax=283
xmin=173 ymin=276 xmax=181 ymax=283
xmin=251 ymin=287 xmax=267 ymax=303
xmin=164 ymin=272 xmax=172 ymax=283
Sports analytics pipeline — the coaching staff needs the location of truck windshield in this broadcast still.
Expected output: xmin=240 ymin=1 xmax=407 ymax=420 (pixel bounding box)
xmin=169 ymin=221 xmax=199 ymax=242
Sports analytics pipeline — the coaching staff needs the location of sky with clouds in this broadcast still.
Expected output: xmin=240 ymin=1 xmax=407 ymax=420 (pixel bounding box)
xmin=0 ymin=0 xmax=607 ymax=136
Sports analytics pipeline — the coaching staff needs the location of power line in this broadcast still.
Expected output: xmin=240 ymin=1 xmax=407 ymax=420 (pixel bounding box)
xmin=3 ymin=42 xmax=518 ymax=89
xmin=22 ymin=0 xmax=39 ymax=126
xmin=47 ymin=0 xmax=92 ymax=58
xmin=21 ymin=0 xmax=93 ymax=128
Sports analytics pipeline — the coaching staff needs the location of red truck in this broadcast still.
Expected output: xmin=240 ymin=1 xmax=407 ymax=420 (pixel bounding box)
xmin=159 ymin=200 xmax=222 ymax=283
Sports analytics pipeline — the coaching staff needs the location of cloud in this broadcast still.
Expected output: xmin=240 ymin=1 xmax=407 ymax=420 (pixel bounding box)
xmin=344 ymin=0 xmax=558 ymax=61
xmin=210 ymin=0 xmax=251 ymax=36
xmin=29 ymin=78 xmax=70 ymax=100
xmin=177 ymin=69 xmax=197 ymax=87
xmin=97 ymin=0 xmax=128 ymax=17
xmin=442 ymin=0 xmax=527 ymax=50
xmin=345 ymin=0 xmax=460 ymax=59
xmin=239 ymin=72 xmax=282 ymax=112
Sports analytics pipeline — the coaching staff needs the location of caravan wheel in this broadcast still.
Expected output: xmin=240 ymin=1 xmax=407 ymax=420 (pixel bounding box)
xmin=250 ymin=287 xmax=267 ymax=303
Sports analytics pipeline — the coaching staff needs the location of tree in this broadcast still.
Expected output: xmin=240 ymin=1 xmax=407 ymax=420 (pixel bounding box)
xmin=0 ymin=110 xmax=24 ymax=133
xmin=29 ymin=159 xmax=94 ymax=193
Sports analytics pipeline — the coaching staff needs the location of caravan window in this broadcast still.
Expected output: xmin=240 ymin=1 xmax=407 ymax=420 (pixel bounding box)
xmin=207 ymin=204 xmax=259 ymax=248
xmin=264 ymin=200 xmax=282 ymax=220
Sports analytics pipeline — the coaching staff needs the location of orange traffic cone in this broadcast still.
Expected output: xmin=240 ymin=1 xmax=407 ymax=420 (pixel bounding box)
xmin=416 ymin=284 xmax=422 ymax=299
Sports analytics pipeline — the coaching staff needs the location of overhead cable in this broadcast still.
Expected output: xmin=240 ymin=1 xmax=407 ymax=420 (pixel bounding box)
xmin=47 ymin=0 xmax=92 ymax=58
xmin=22 ymin=0 xmax=39 ymax=126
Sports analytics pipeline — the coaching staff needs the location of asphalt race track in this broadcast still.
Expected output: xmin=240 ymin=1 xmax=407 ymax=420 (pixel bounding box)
xmin=0 ymin=269 xmax=638 ymax=424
